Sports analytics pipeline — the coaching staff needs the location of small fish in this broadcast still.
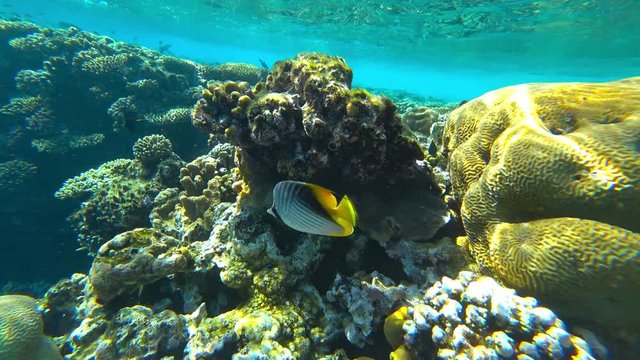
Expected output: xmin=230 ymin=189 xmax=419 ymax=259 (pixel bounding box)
xmin=268 ymin=180 xmax=357 ymax=237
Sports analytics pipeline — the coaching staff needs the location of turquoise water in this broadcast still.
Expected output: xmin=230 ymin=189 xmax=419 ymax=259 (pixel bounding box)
xmin=0 ymin=1 xmax=638 ymax=359
xmin=4 ymin=0 xmax=639 ymax=100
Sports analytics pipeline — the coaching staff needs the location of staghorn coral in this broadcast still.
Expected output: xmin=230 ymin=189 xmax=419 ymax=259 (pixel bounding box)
xmin=89 ymin=228 xmax=190 ymax=302
xmin=193 ymin=52 xmax=424 ymax=187
xmin=384 ymin=272 xmax=595 ymax=359
xmin=0 ymin=295 xmax=62 ymax=360
xmin=442 ymin=78 xmax=640 ymax=327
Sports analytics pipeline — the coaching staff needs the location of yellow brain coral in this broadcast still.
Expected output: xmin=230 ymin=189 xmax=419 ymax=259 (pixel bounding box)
xmin=0 ymin=295 xmax=62 ymax=360
xmin=442 ymin=77 xmax=640 ymax=326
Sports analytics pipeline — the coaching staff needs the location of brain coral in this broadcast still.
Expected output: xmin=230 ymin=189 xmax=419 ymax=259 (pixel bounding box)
xmin=442 ymin=77 xmax=640 ymax=326
xmin=0 ymin=295 xmax=62 ymax=360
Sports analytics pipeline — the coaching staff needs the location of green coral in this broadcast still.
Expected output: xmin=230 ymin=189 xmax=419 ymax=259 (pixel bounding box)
xmin=132 ymin=134 xmax=173 ymax=166
xmin=150 ymin=143 xmax=240 ymax=242
xmin=55 ymin=138 xmax=183 ymax=251
xmin=0 ymin=295 xmax=62 ymax=360
xmin=0 ymin=159 xmax=37 ymax=194
xmin=442 ymin=77 xmax=640 ymax=326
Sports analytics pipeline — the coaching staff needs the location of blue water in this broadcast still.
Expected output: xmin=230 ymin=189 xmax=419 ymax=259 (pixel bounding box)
xmin=5 ymin=0 xmax=638 ymax=101
xmin=1 ymin=1 xmax=638 ymax=358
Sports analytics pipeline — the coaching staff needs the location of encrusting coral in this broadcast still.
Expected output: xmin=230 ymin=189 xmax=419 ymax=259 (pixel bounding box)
xmin=442 ymin=77 xmax=640 ymax=327
xmin=383 ymin=271 xmax=595 ymax=359
xmin=0 ymin=295 xmax=62 ymax=360
xmin=89 ymin=228 xmax=190 ymax=302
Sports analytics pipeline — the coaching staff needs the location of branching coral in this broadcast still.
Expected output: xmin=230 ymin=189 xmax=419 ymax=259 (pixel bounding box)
xmin=55 ymin=137 xmax=183 ymax=251
xmin=442 ymin=77 xmax=640 ymax=327
xmin=198 ymin=62 xmax=268 ymax=84
xmin=0 ymin=159 xmax=37 ymax=194
xmin=1 ymin=20 xmax=213 ymax=161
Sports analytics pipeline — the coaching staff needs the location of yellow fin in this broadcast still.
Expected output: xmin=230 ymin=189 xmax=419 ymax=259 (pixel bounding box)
xmin=328 ymin=195 xmax=357 ymax=236
xmin=305 ymin=182 xmax=357 ymax=237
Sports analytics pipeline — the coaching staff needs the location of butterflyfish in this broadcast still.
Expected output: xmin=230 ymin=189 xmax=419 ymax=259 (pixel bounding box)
xmin=267 ymin=180 xmax=357 ymax=237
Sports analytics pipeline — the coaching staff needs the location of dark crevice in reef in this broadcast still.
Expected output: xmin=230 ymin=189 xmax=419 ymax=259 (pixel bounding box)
xmin=360 ymin=238 xmax=408 ymax=283
xmin=311 ymin=235 xmax=408 ymax=295
xmin=429 ymin=211 xmax=465 ymax=242
xmin=103 ymin=269 xmax=243 ymax=316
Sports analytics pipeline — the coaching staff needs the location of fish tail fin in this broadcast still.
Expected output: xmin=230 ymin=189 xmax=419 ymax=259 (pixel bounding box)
xmin=335 ymin=195 xmax=358 ymax=229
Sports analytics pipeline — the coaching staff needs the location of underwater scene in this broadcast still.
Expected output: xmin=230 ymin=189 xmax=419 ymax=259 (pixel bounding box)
xmin=0 ymin=0 xmax=638 ymax=359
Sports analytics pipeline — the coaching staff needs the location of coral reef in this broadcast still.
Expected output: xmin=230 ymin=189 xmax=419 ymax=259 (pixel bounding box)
xmin=193 ymin=52 xmax=424 ymax=187
xmin=198 ymin=62 xmax=269 ymax=84
xmin=132 ymin=133 xmax=173 ymax=166
xmin=442 ymin=78 xmax=640 ymax=326
xmin=89 ymin=228 xmax=190 ymax=301
xmin=384 ymin=271 xmax=595 ymax=359
xmin=0 ymin=19 xmax=211 ymax=164
xmin=0 ymin=295 xmax=62 ymax=360
xmin=55 ymin=135 xmax=183 ymax=251
xmin=0 ymin=159 xmax=37 ymax=194
xmin=150 ymin=142 xmax=240 ymax=243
